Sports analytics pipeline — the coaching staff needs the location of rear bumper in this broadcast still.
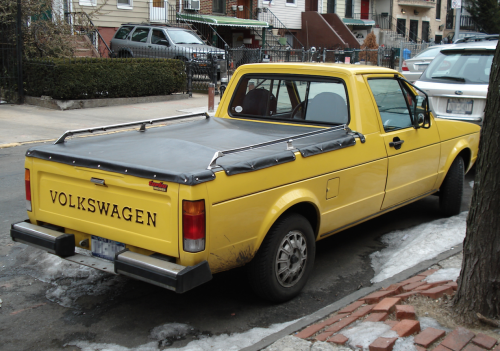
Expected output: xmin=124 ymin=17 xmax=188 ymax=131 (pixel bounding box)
xmin=11 ymin=221 xmax=212 ymax=293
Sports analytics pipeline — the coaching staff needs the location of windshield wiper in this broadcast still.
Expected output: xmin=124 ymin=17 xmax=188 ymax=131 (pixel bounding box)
xmin=431 ymin=76 xmax=466 ymax=82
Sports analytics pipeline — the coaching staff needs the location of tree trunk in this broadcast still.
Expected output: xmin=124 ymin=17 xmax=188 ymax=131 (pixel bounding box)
xmin=453 ymin=42 xmax=500 ymax=320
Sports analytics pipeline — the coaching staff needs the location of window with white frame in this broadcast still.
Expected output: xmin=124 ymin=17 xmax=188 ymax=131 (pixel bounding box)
xmin=286 ymin=0 xmax=296 ymax=5
xmin=79 ymin=0 xmax=97 ymax=6
xmin=117 ymin=0 xmax=133 ymax=9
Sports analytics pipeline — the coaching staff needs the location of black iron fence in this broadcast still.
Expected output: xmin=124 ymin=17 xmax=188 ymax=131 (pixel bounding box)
xmin=0 ymin=0 xmax=23 ymax=104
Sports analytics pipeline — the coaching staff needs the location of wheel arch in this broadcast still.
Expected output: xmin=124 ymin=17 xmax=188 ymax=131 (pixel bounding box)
xmin=118 ymin=48 xmax=133 ymax=58
xmin=437 ymin=142 xmax=472 ymax=190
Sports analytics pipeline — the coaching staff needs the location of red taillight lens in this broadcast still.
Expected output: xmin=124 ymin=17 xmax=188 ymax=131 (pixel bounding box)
xmin=182 ymin=200 xmax=205 ymax=252
xmin=402 ymin=61 xmax=409 ymax=71
xmin=25 ymin=169 xmax=32 ymax=211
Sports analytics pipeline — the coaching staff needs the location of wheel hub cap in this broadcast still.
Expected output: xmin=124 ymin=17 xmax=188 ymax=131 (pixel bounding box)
xmin=275 ymin=230 xmax=308 ymax=288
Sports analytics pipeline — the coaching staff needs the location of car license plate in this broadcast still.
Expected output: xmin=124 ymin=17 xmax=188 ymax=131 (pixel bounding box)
xmin=415 ymin=63 xmax=428 ymax=71
xmin=91 ymin=235 xmax=125 ymax=261
xmin=446 ymin=98 xmax=473 ymax=115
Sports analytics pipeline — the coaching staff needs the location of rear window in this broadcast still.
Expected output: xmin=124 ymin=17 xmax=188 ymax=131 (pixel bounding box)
xmin=414 ymin=46 xmax=442 ymax=58
xmin=114 ymin=26 xmax=134 ymax=40
xmin=229 ymin=75 xmax=349 ymax=125
xmin=419 ymin=50 xmax=494 ymax=84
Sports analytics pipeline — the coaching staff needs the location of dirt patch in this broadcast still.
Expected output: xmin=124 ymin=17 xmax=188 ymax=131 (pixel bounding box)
xmin=407 ymin=294 xmax=500 ymax=341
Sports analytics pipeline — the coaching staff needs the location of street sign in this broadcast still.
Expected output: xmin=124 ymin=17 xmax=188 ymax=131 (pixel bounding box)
xmin=452 ymin=0 xmax=461 ymax=9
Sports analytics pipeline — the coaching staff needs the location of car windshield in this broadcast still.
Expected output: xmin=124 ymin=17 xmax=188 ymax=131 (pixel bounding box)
xmin=414 ymin=46 xmax=442 ymax=58
xmin=418 ymin=51 xmax=494 ymax=84
xmin=167 ymin=30 xmax=204 ymax=44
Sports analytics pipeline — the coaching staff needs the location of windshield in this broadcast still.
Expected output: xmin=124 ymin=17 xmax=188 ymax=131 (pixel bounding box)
xmin=419 ymin=51 xmax=494 ymax=84
xmin=167 ymin=30 xmax=205 ymax=45
xmin=414 ymin=46 xmax=442 ymax=58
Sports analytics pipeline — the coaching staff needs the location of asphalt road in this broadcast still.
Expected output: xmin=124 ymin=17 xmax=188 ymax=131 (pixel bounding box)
xmin=0 ymin=142 xmax=474 ymax=351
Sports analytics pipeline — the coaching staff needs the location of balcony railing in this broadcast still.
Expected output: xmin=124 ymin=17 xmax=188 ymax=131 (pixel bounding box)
xmin=445 ymin=12 xmax=478 ymax=30
xmin=344 ymin=13 xmax=376 ymax=20
xmin=397 ymin=0 xmax=436 ymax=8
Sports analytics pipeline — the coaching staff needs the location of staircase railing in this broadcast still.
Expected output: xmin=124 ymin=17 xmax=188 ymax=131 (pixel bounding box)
xmin=373 ymin=14 xmax=424 ymax=43
xmin=65 ymin=12 xmax=112 ymax=57
xmin=256 ymin=8 xmax=304 ymax=48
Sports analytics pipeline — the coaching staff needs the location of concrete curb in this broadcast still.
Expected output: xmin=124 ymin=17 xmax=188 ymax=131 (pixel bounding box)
xmin=241 ymin=246 xmax=463 ymax=351
xmin=24 ymin=93 xmax=189 ymax=111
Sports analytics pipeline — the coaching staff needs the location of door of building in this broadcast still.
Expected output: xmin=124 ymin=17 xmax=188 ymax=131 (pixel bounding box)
xmin=396 ymin=18 xmax=406 ymax=36
xmin=327 ymin=0 xmax=335 ymax=13
xmin=237 ymin=0 xmax=251 ymax=19
xmin=409 ymin=19 xmax=418 ymax=42
xmin=361 ymin=0 xmax=369 ymax=19
xmin=306 ymin=0 xmax=319 ymax=12
xmin=421 ymin=21 xmax=430 ymax=42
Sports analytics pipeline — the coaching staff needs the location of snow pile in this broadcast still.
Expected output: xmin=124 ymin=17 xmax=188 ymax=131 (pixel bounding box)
xmin=21 ymin=247 xmax=126 ymax=308
xmin=419 ymin=317 xmax=452 ymax=332
xmin=341 ymin=321 xmax=398 ymax=350
xmin=426 ymin=267 xmax=461 ymax=283
xmin=69 ymin=319 xmax=297 ymax=351
xmin=150 ymin=323 xmax=196 ymax=341
xmin=393 ymin=336 xmax=417 ymax=351
xmin=370 ymin=212 xmax=467 ymax=283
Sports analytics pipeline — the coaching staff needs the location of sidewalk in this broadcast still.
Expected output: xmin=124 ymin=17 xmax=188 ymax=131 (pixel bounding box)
xmin=0 ymin=93 xmax=216 ymax=148
xmin=256 ymin=252 xmax=500 ymax=351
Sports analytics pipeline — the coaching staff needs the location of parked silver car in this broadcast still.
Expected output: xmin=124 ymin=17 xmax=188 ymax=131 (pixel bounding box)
xmin=415 ymin=40 xmax=497 ymax=125
xmin=402 ymin=45 xmax=444 ymax=82
xmin=110 ymin=24 xmax=225 ymax=64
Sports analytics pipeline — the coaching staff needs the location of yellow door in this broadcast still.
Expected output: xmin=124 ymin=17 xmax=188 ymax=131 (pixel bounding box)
xmin=366 ymin=77 xmax=440 ymax=209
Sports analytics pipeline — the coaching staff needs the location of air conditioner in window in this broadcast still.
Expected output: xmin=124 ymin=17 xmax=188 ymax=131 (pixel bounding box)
xmin=184 ymin=0 xmax=200 ymax=10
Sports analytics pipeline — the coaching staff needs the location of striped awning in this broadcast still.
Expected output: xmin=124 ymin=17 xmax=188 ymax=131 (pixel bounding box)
xmin=177 ymin=13 xmax=269 ymax=28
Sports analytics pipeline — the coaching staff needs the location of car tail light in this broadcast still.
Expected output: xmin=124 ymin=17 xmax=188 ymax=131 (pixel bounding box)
xmin=25 ymin=169 xmax=32 ymax=211
xmin=182 ymin=200 xmax=205 ymax=252
xmin=402 ymin=61 xmax=409 ymax=71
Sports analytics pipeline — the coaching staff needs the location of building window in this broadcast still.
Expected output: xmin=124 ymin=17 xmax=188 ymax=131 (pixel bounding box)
xmin=436 ymin=0 xmax=441 ymax=19
xmin=117 ymin=0 xmax=133 ymax=9
xmin=286 ymin=0 xmax=297 ymax=5
xmin=327 ymin=0 xmax=335 ymax=13
xmin=213 ymin=0 xmax=225 ymax=13
xmin=345 ymin=0 xmax=353 ymax=18
xmin=79 ymin=0 xmax=97 ymax=6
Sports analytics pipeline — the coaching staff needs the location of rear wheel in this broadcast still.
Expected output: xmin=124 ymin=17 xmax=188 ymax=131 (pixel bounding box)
xmin=439 ymin=156 xmax=464 ymax=217
xmin=247 ymin=213 xmax=315 ymax=302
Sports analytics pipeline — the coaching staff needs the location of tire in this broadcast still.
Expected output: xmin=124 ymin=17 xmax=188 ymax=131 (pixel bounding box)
xmin=247 ymin=213 xmax=316 ymax=302
xmin=439 ymin=156 xmax=464 ymax=217
xmin=119 ymin=51 xmax=132 ymax=58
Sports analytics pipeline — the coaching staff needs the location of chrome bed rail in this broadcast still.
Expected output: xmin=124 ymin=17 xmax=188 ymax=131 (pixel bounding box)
xmin=207 ymin=123 xmax=349 ymax=170
xmin=54 ymin=112 xmax=209 ymax=145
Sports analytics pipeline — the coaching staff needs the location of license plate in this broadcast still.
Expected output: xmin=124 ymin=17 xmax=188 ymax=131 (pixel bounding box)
xmin=415 ymin=63 xmax=428 ymax=71
xmin=446 ymin=98 xmax=473 ymax=115
xmin=91 ymin=235 xmax=125 ymax=261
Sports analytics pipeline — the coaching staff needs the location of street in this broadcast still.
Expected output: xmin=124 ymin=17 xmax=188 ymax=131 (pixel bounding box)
xmin=0 ymin=140 xmax=474 ymax=351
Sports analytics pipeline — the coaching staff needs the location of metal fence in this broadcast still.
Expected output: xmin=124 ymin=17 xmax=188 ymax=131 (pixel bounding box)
xmin=0 ymin=0 xmax=23 ymax=104
xmin=398 ymin=42 xmax=433 ymax=71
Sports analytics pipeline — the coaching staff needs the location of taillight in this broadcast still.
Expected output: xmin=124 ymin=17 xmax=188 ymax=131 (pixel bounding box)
xmin=182 ymin=200 xmax=205 ymax=252
xmin=402 ymin=61 xmax=409 ymax=71
xmin=25 ymin=169 xmax=32 ymax=211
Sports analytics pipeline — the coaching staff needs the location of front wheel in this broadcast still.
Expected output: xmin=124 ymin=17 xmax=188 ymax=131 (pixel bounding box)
xmin=439 ymin=156 xmax=464 ymax=217
xmin=247 ymin=213 xmax=315 ymax=302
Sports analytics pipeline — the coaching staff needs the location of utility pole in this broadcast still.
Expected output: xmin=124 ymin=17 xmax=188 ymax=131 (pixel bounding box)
xmin=453 ymin=0 xmax=461 ymax=42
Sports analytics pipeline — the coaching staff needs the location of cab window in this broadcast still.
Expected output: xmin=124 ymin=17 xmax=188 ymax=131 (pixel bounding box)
xmin=229 ymin=75 xmax=349 ymax=125
xmin=131 ymin=27 xmax=150 ymax=43
xmin=115 ymin=26 xmax=133 ymax=40
xmin=368 ymin=79 xmax=414 ymax=132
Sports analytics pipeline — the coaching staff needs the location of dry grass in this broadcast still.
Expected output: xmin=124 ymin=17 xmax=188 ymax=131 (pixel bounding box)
xmin=408 ymin=294 xmax=500 ymax=341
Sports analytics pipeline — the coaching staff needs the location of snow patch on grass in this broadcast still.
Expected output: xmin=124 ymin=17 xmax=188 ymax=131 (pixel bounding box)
xmin=370 ymin=212 xmax=467 ymax=283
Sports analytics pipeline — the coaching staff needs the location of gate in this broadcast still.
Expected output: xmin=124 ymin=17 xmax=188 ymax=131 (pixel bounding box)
xmin=0 ymin=0 xmax=23 ymax=104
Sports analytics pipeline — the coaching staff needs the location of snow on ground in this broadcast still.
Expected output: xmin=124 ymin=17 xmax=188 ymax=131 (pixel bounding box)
xmin=68 ymin=320 xmax=297 ymax=351
xmin=370 ymin=212 xmax=467 ymax=283
xmin=341 ymin=321 xmax=398 ymax=350
xmin=425 ymin=267 xmax=461 ymax=283
xmin=20 ymin=247 xmax=126 ymax=308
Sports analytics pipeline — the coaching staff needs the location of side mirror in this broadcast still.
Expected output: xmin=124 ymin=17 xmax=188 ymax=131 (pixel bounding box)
xmin=158 ymin=39 xmax=170 ymax=46
xmin=396 ymin=75 xmax=431 ymax=129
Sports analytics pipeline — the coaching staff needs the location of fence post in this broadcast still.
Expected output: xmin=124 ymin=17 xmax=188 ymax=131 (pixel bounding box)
xmin=187 ymin=61 xmax=192 ymax=98
xmin=301 ymin=47 xmax=305 ymax=62
xmin=323 ymin=47 xmax=326 ymax=63
xmin=378 ymin=47 xmax=382 ymax=67
xmin=208 ymin=83 xmax=215 ymax=113
xmin=212 ymin=55 xmax=219 ymax=96
xmin=399 ymin=41 xmax=403 ymax=72
xmin=16 ymin=0 xmax=24 ymax=104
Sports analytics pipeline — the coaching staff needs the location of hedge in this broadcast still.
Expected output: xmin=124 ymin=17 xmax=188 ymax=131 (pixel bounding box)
xmin=24 ymin=57 xmax=187 ymax=100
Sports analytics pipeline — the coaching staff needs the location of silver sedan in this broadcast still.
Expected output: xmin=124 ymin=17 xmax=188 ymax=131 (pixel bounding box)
xmin=402 ymin=46 xmax=444 ymax=82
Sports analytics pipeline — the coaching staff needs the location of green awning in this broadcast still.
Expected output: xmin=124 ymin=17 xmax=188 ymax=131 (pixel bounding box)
xmin=177 ymin=13 xmax=269 ymax=28
xmin=342 ymin=18 xmax=375 ymax=26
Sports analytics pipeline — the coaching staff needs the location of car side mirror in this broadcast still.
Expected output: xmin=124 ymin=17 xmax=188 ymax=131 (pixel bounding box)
xmin=158 ymin=39 xmax=169 ymax=46
xmin=397 ymin=75 xmax=431 ymax=129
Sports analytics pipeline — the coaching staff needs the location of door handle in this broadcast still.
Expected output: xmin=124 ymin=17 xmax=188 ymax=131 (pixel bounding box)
xmin=389 ymin=138 xmax=404 ymax=150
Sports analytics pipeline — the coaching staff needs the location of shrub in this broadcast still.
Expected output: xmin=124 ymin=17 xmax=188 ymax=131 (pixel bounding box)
xmin=24 ymin=57 xmax=186 ymax=99
xmin=359 ymin=32 xmax=378 ymax=63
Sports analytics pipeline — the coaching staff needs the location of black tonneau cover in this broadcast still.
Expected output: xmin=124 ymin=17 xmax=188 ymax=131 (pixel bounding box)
xmin=26 ymin=117 xmax=355 ymax=185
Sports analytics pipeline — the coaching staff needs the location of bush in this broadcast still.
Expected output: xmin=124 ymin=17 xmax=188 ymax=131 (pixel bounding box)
xmin=359 ymin=32 xmax=378 ymax=63
xmin=24 ymin=57 xmax=186 ymax=99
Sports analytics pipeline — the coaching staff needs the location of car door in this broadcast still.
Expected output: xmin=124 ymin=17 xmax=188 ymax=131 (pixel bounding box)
xmin=149 ymin=28 xmax=171 ymax=58
xmin=366 ymin=76 xmax=441 ymax=210
xmin=129 ymin=27 xmax=151 ymax=58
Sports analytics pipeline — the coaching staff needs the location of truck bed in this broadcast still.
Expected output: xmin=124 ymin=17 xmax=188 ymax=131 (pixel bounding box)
xmin=26 ymin=117 xmax=356 ymax=185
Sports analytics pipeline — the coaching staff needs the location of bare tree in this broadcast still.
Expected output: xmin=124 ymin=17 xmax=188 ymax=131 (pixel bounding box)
xmin=453 ymin=42 xmax=500 ymax=323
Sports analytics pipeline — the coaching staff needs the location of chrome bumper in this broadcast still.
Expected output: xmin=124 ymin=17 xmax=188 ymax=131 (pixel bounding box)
xmin=11 ymin=221 xmax=212 ymax=293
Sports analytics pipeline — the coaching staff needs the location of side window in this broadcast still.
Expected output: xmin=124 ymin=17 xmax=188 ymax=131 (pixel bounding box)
xmin=131 ymin=28 xmax=150 ymax=43
xmin=151 ymin=29 xmax=168 ymax=45
xmin=368 ymin=79 xmax=414 ymax=132
xmin=304 ymin=81 xmax=348 ymax=124
xmin=114 ymin=26 xmax=133 ymax=40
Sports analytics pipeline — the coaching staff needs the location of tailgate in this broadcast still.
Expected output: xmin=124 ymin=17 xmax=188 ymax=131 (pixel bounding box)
xmin=32 ymin=159 xmax=180 ymax=257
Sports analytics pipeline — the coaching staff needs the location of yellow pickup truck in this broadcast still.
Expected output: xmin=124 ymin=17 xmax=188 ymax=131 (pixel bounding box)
xmin=11 ymin=63 xmax=480 ymax=302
